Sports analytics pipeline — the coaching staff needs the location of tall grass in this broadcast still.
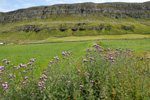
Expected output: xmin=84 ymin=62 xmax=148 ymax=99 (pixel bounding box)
xmin=0 ymin=43 xmax=150 ymax=99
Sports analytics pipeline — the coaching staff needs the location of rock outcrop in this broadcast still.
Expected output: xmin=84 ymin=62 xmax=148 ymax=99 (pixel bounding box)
xmin=0 ymin=2 xmax=150 ymax=23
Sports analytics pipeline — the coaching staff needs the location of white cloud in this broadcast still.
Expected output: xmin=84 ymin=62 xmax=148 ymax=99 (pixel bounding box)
xmin=0 ymin=8 xmax=14 ymax=12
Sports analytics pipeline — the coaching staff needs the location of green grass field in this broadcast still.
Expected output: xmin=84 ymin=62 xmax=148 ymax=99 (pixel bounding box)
xmin=99 ymin=38 xmax=150 ymax=54
xmin=0 ymin=41 xmax=95 ymax=67
xmin=0 ymin=38 xmax=150 ymax=68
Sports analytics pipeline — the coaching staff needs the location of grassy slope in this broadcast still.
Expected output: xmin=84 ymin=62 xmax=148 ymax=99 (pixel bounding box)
xmin=0 ymin=17 xmax=150 ymax=40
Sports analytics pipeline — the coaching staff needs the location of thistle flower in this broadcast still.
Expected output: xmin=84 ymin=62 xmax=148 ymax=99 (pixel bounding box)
xmin=68 ymin=81 xmax=71 ymax=83
xmin=86 ymin=48 xmax=91 ymax=52
xmin=43 ymin=87 xmax=46 ymax=89
xmin=0 ymin=66 xmax=4 ymax=69
xmin=50 ymin=60 xmax=53 ymax=64
xmin=79 ymin=85 xmax=83 ymax=87
xmin=91 ymin=80 xmax=94 ymax=83
xmin=109 ymin=52 xmax=112 ymax=55
xmin=119 ymin=72 xmax=121 ymax=75
xmin=78 ymin=69 xmax=81 ymax=73
xmin=109 ymin=57 xmax=114 ymax=60
xmin=17 ymin=66 xmax=20 ymax=70
xmin=30 ymin=58 xmax=35 ymax=62
xmin=28 ymin=62 xmax=33 ymax=65
xmin=62 ymin=52 xmax=65 ymax=55
xmin=83 ymin=59 xmax=88 ymax=62
xmin=2 ymin=59 xmax=7 ymax=62
xmin=89 ymin=57 xmax=94 ymax=60
xmin=49 ymin=65 xmax=51 ymax=68
xmin=38 ymin=82 xmax=43 ymax=87
xmin=5 ymin=87 xmax=8 ymax=89
xmin=5 ymin=61 xmax=10 ymax=64
xmin=9 ymin=74 xmax=13 ymax=77
xmin=25 ymin=76 xmax=28 ymax=80
xmin=147 ymin=57 xmax=150 ymax=60
xmin=0 ymin=70 xmax=2 ymax=73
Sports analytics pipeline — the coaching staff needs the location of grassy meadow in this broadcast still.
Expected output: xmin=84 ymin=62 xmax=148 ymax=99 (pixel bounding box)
xmin=0 ymin=40 xmax=150 ymax=99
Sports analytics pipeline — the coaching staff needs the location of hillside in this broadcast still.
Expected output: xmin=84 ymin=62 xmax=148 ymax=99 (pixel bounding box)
xmin=0 ymin=2 xmax=150 ymax=40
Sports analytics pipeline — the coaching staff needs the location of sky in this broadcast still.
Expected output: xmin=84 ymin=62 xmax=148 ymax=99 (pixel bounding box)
xmin=0 ymin=0 xmax=149 ymax=12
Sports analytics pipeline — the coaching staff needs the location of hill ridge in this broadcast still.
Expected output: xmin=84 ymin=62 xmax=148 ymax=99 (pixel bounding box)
xmin=0 ymin=2 xmax=150 ymax=23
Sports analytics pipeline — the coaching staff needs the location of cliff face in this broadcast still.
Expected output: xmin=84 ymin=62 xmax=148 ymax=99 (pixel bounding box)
xmin=0 ymin=2 xmax=150 ymax=23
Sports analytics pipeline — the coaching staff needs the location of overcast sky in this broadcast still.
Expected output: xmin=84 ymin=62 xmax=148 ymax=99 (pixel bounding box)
xmin=0 ymin=0 xmax=149 ymax=12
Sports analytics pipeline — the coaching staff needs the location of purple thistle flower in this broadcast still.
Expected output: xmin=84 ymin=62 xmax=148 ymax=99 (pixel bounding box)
xmin=17 ymin=66 xmax=20 ymax=70
xmin=79 ymin=85 xmax=83 ymax=87
xmin=99 ymin=49 xmax=104 ymax=52
xmin=50 ymin=60 xmax=53 ymax=64
xmin=62 ymin=52 xmax=66 ymax=55
xmin=0 ymin=66 xmax=4 ymax=69
xmin=28 ymin=62 xmax=33 ymax=65
xmin=38 ymin=82 xmax=43 ymax=87
xmin=30 ymin=58 xmax=35 ymax=62
xmin=40 ymin=77 xmax=43 ymax=79
xmin=83 ymin=59 xmax=88 ymax=62
xmin=78 ymin=69 xmax=81 ymax=73
xmin=68 ymin=81 xmax=71 ymax=83
xmin=43 ymin=87 xmax=46 ymax=89
xmin=89 ymin=57 xmax=94 ymax=60
xmin=23 ymin=81 xmax=25 ymax=84
xmin=5 ymin=61 xmax=10 ymax=64
xmin=23 ymin=70 xmax=26 ymax=73
xmin=91 ymin=80 xmax=94 ymax=83
xmin=49 ymin=65 xmax=51 ymax=68
xmin=86 ymin=48 xmax=91 ymax=52
xmin=147 ymin=57 xmax=150 ymax=60
xmin=10 ymin=79 xmax=12 ymax=81
xmin=109 ymin=57 xmax=114 ymax=60
xmin=5 ymin=87 xmax=8 ymax=89
xmin=109 ymin=52 xmax=112 ymax=55
xmin=2 ymin=84 xmax=5 ymax=87
xmin=2 ymin=59 xmax=7 ymax=62
xmin=25 ymin=76 xmax=28 ymax=80
xmin=54 ymin=56 xmax=58 ymax=59
xmin=119 ymin=72 xmax=121 ymax=75
xmin=14 ymin=75 xmax=16 ymax=78
xmin=42 ymin=81 xmax=45 ymax=84
xmin=9 ymin=74 xmax=13 ymax=77
xmin=87 ymin=73 xmax=90 ymax=76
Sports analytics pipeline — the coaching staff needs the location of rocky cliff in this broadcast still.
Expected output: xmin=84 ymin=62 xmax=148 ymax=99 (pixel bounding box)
xmin=0 ymin=2 xmax=150 ymax=23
